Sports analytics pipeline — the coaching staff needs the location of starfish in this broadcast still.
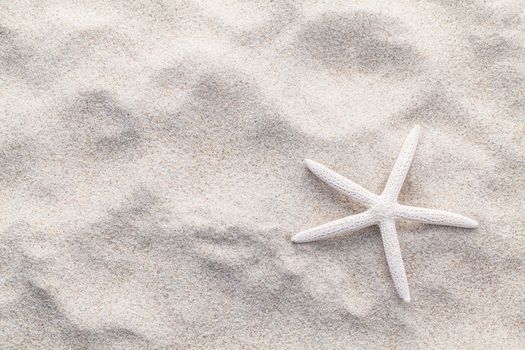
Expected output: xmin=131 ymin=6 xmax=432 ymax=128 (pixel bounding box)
xmin=292 ymin=125 xmax=478 ymax=302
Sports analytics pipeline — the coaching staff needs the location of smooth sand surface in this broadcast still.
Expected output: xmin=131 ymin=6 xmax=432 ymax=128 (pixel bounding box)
xmin=0 ymin=1 xmax=524 ymax=348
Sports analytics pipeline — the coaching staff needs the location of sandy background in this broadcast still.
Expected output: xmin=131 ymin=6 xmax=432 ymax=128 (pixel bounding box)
xmin=0 ymin=0 xmax=524 ymax=349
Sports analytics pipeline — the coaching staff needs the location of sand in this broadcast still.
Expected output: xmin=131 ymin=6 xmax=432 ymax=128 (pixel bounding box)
xmin=0 ymin=0 xmax=524 ymax=349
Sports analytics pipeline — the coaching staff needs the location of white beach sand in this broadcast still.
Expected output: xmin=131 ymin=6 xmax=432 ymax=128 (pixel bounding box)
xmin=0 ymin=0 xmax=524 ymax=348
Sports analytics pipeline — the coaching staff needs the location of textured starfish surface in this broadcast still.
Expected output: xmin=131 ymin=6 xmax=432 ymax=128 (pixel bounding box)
xmin=292 ymin=125 xmax=478 ymax=302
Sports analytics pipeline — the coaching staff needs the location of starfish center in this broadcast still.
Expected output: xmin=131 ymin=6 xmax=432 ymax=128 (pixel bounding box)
xmin=372 ymin=199 xmax=395 ymax=219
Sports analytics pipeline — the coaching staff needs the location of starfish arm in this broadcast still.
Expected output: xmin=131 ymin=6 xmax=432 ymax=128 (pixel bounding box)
xmin=379 ymin=219 xmax=411 ymax=302
xmin=382 ymin=125 xmax=421 ymax=201
xmin=396 ymin=205 xmax=478 ymax=228
xmin=304 ymin=159 xmax=379 ymax=207
xmin=292 ymin=210 xmax=376 ymax=243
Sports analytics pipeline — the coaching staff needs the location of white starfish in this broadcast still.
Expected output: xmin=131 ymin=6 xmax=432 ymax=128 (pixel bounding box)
xmin=292 ymin=125 xmax=478 ymax=302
